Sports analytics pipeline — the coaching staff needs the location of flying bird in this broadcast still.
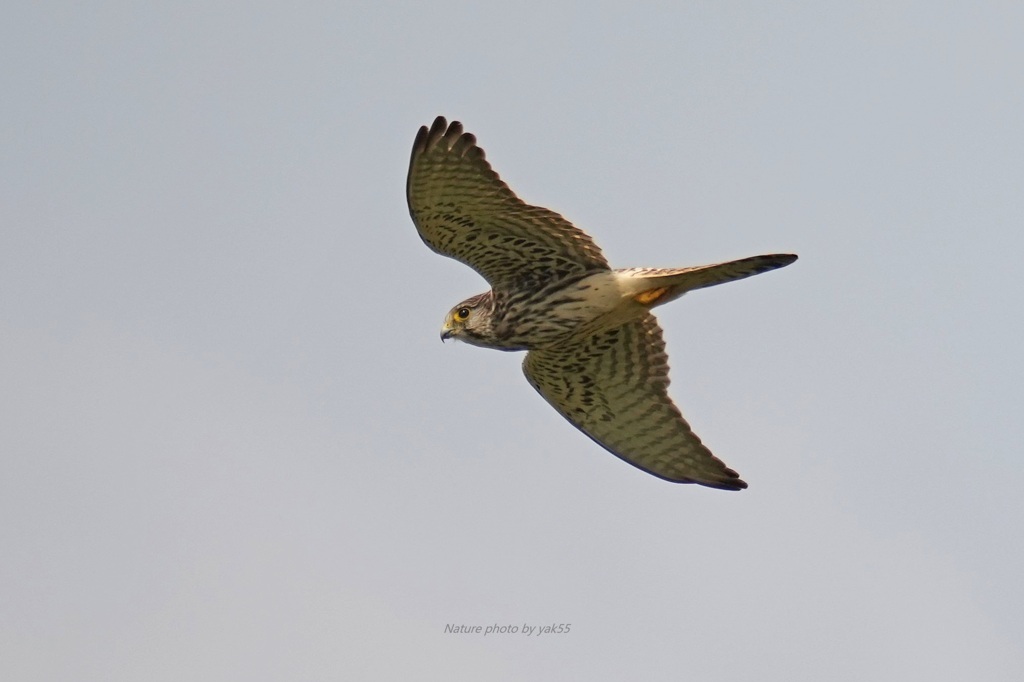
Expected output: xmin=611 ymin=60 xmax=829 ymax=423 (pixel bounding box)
xmin=406 ymin=116 xmax=796 ymax=490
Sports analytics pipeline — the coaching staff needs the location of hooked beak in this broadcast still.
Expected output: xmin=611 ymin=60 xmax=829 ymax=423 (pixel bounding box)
xmin=440 ymin=324 xmax=454 ymax=342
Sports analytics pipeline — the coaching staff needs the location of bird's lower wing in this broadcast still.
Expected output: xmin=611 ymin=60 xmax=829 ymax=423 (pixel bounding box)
xmin=522 ymin=314 xmax=747 ymax=490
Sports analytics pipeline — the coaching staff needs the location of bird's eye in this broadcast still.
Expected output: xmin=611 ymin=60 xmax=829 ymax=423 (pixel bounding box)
xmin=455 ymin=307 xmax=471 ymax=321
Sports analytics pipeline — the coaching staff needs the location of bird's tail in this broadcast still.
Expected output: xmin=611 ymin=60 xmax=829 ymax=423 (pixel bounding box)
xmin=621 ymin=254 xmax=797 ymax=308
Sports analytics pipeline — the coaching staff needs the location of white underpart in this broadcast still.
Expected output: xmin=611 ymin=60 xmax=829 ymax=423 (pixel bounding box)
xmin=538 ymin=269 xmax=668 ymax=340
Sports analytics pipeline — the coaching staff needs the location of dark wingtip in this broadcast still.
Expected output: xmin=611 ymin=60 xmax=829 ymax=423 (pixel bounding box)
xmin=767 ymin=253 xmax=798 ymax=268
xmin=411 ymin=117 xmax=444 ymax=158
xmin=428 ymin=115 xmax=449 ymax=138
xmin=409 ymin=116 xmax=458 ymax=200
xmin=753 ymin=253 xmax=798 ymax=276
xmin=659 ymin=470 xmax=748 ymax=490
xmin=702 ymin=475 xmax=748 ymax=491
xmin=412 ymin=123 xmax=430 ymax=154
xmin=412 ymin=116 xmax=456 ymax=155
xmin=415 ymin=116 xmax=479 ymax=156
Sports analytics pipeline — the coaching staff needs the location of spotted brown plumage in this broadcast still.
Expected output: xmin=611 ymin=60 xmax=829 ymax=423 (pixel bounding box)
xmin=407 ymin=116 xmax=609 ymax=290
xmin=524 ymin=314 xmax=745 ymax=489
xmin=409 ymin=116 xmax=797 ymax=490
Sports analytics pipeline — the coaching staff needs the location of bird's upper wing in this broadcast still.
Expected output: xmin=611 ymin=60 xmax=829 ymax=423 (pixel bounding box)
xmin=522 ymin=314 xmax=747 ymax=490
xmin=407 ymin=117 xmax=609 ymax=289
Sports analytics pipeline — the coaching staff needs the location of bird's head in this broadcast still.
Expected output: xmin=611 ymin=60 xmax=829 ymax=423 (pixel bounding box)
xmin=440 ymin=292 xmax=492 ymax=344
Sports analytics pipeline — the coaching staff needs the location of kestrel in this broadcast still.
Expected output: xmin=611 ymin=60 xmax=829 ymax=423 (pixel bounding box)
xmin=407 ymin=116 xmax=796 ymax=490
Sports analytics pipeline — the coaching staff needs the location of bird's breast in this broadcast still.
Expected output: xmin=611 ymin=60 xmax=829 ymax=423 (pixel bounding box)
xmin=496 ymin=271 xmax=635 ymax=349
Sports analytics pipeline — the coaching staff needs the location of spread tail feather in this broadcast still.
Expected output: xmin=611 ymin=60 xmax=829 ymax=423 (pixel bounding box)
xmin=625 ymin=254 xmax=797 ymax=306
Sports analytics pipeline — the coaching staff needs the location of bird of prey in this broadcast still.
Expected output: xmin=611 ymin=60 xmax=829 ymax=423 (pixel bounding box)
xmin=406 ymin=116 xmax=796 ymax=490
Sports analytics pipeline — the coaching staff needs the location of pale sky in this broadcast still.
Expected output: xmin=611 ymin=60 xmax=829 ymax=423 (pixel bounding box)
xmin=2 ymin=2 xmax=1022 ymax=680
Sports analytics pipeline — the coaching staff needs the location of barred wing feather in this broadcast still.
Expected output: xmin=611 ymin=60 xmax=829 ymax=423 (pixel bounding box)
xmin=522 ymin=314 xmax=747 ymax=490
xmin=407 ymin=116 xmax=609 ymax=289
